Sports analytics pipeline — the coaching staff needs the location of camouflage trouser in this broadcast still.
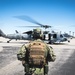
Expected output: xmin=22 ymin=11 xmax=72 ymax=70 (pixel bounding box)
xmin=23 ymin=64 xmax=48 ymax=75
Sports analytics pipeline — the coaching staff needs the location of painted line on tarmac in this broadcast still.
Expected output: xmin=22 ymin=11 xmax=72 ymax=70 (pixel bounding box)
xmin=0 ymin=46 xmax=3 ymax=52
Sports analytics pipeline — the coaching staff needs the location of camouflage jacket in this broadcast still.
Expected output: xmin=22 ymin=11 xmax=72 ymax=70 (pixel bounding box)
xmin=17 ymin=39 xmax=56 ymax=62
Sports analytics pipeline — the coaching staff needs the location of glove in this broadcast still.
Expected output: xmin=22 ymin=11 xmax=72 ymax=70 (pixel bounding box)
xmin=17 ymin=54 xmax=25 ymax=60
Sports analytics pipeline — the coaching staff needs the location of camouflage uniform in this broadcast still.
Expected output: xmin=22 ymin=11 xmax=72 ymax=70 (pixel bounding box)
xmin=17 ymin=39 xmax=56 ymax=75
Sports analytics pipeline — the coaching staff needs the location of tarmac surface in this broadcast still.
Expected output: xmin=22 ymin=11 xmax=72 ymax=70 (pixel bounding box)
xmin=0 ymin=37 xmax=75 ymax=75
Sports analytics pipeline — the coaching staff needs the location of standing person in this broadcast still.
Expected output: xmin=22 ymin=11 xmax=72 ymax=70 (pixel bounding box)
xmin=17 ymin=29 xmax=56 ymax=75
xmin=17 ymin=39 xmax=56 ymax=75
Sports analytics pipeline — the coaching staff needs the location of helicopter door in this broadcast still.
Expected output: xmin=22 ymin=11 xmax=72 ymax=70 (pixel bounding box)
xmin=45 ymin=34 xmax=48 ymax=40
xmin=53 ymin=34 xmax=57 ymax=39
xmin=42 ymin=35 xmax=45 ymax=40
xmin=48 ymin=34 xmax=51 ymax=40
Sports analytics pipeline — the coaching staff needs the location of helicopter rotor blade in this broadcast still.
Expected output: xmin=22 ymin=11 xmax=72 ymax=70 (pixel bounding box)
xmin=17 ymin=26 xmax=41 ymax=28
xmin=14 ymin=15 xmax=52 ymax=29
xmin=23 ymin=30 xmax=32 ymax=34
xmin=14 ymin=15 xmax=43 ymax=26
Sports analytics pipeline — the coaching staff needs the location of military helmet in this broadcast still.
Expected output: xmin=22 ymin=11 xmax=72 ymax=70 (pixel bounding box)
xmin=32 ymin=28 xmax=43 ymax=39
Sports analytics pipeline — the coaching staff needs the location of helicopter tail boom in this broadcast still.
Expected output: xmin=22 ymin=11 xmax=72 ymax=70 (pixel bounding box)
xmin=0 ymin=29 xmax=6 ymax=37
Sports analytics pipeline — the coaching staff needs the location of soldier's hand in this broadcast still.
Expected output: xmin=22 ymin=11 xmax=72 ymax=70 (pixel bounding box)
xmin=22 ymin=60 xmax=25 ymax=64
xmin=22 ymin=60 xmax=25 ymax=66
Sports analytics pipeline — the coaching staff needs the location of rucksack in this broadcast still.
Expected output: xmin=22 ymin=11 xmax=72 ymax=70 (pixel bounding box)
xmin=28 ymin=41 xmax=46 ymax=66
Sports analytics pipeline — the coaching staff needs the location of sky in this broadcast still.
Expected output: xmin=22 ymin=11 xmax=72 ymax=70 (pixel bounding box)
xmin=0 ymin=0 xmax=75 ymax=35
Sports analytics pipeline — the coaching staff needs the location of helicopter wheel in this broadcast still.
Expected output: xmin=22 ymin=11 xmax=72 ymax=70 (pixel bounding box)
xmin=68 ymin=40 xmax=70 ymax=42
xmin=7 ymin=41 xmax=9 ymax=43
xmin=7 ymin=39 xmax=12 ymax=43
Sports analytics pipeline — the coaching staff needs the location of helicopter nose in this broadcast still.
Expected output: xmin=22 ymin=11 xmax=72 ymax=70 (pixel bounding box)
xmin=64 ymin=38 xmax=67 ymax=41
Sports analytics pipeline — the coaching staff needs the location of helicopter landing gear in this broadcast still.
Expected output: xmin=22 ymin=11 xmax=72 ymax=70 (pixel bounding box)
xmin=7 ymin=39 xmax=12 ymax=43
xmin=68 ymin=40 xmax=70 ymax=43
xmin=49 ymin=41 xmax=53 ymax=44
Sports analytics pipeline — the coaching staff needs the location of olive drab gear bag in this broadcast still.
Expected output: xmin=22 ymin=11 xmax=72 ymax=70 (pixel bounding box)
xmin=28 ymin=42 xmax=46 ymax=66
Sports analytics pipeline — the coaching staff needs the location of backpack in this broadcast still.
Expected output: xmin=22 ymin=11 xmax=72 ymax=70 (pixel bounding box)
xmin=28 ymin=41 xmax=46 ymax=66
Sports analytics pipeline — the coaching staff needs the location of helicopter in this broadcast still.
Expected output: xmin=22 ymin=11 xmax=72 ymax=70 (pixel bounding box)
xmin=0 ymin=16 xmax=70 ymax=43
xmin=14 ymin=15 xmax=70 ymax=44
xmin=0 ymin=27 xmax=70 ymax=43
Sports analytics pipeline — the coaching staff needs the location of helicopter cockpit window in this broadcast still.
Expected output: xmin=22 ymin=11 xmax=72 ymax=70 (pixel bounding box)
xmin=60 ymin=34 xmax=63 ymax=38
